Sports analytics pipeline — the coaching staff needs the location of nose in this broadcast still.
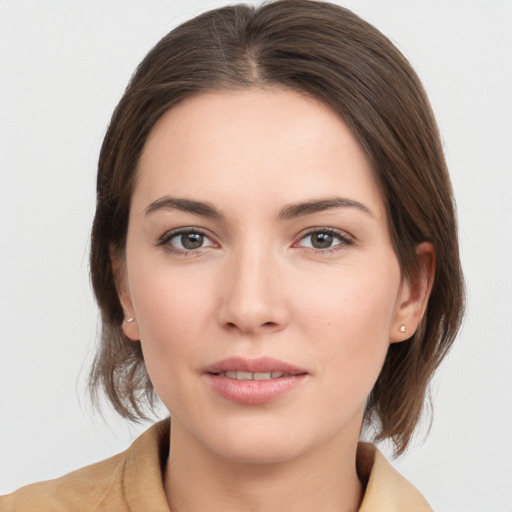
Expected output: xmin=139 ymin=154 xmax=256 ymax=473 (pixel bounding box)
xmin=217 ymin=244 xmax=290 ymax=336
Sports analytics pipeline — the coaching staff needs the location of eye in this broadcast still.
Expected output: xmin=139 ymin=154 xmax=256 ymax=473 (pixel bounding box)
xmin=297 ymin=228 xmax=352 ymax=251
xmin=159 ymin=229 xmax=216 ymax=253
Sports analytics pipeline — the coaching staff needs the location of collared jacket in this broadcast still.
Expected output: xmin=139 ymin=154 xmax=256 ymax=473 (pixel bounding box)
xmin=0 ymin=420 xmax=432 ymax=511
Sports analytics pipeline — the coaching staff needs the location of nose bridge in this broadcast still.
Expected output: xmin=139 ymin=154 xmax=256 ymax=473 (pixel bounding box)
xmin=219 ymin=235 xmax=287 ymax=334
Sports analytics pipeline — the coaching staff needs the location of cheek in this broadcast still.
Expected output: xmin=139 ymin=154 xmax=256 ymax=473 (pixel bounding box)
xmin=299 ymin=255 xmax=400 ymax=331
xmin=127 ymin=262 xmax=212 ymax=380
xmin=297 ymin=257 xmax=401 ymax=391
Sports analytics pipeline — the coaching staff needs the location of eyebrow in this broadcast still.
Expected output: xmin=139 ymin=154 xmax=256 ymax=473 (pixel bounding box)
xmin=278 ymin=197 xmax=374 ymax=220
xmin=144 ymin=195 xmax=374 ymax=220
xmin=145 ymin=196 xmax=223 ymax=218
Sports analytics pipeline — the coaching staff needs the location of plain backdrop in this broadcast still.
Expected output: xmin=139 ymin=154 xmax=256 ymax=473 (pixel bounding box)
xmin=1 ymin=1 xmax=511 ymax=511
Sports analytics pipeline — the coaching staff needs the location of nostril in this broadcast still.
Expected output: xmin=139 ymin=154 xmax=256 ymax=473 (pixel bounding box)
xmin=223 ymin=320 xmax=278 ymax=332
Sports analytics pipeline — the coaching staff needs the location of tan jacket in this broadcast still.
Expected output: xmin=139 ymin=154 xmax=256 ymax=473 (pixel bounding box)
xmin=0 ymin=420 xmax=432 ymax=511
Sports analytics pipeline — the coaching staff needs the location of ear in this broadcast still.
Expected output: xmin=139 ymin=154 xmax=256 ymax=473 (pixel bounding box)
xmin=390 ymin=242 xmax=435 ymax=343
xmin=111 ymin=248 xmax=140 ymax=341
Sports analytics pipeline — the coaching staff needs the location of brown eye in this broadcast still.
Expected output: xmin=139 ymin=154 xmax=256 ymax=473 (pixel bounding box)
xmin=310 ymin=232 xmax=334 ymax=249
xmin=180 ymin=232 xmax=204 ymax=250
xmin=297 ymin=229 xmax=352 ymax=251
xmin=163 ymin=230 xmax=215 ymax=252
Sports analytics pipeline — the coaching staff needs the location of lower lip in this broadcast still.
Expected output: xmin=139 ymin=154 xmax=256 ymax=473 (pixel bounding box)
xmin=204 ymin=374 xmax=307 ymax=405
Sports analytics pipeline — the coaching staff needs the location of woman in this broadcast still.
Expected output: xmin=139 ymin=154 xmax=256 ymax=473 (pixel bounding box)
xmin=1 ymin=1 xmax=464 ymax=510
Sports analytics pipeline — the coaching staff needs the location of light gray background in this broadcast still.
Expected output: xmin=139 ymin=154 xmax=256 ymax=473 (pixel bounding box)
xmin=1 ymin=1 xmax=511 ymax=510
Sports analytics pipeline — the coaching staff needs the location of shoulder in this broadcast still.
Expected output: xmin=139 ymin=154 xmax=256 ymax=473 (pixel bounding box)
xmin=357 ymin=442 xmax=433 ymax=512
xmin=0 ymin=450 xmax=128 ymax=512
xmin=0 ymin=420 xmax=171 ymax=512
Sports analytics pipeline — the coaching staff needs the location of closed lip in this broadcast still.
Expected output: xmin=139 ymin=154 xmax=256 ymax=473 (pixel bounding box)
xmin=203 ymin=356 xmax=308 ymax=376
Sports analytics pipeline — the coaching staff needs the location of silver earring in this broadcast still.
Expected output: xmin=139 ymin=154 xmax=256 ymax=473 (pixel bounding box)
xmin=399 ymin=325 xmax=406 ymax=333
xmin=125 ymin=318 xmax=135 ymax=324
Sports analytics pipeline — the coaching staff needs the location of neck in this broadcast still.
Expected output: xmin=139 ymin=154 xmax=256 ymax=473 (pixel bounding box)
xmin=164 ymin=422 xmax=363 ymax=512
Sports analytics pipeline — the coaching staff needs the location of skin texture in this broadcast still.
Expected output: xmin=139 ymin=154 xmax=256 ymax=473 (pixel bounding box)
xmin=118 ymin=88 xmax=434 ymax=512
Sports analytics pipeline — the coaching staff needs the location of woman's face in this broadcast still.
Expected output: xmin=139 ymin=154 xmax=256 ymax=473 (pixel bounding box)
xmin=121 ymin=88 xmax=413 ymax=464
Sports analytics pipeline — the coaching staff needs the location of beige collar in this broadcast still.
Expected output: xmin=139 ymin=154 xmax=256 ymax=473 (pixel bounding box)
xmin=357 ymin=442 xmax=432 ymax=511
xmin=125 ymin=420 xmax=432 ymax=511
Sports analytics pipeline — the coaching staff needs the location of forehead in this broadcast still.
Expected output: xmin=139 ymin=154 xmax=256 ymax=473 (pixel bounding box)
xmin=135 ymin=88 xmax=386 ymax=222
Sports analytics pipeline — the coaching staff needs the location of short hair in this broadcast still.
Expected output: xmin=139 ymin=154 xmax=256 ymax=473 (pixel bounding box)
xmin=89 ymin=0 xmax=465 ymax=455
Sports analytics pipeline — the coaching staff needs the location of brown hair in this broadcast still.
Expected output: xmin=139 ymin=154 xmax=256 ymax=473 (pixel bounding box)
xmin=89 ymin=0 xmax=464 ymax=454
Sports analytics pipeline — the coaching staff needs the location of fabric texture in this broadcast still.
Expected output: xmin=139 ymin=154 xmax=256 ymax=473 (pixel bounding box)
xmin=1 ymin=419 xmax=432 ymax=511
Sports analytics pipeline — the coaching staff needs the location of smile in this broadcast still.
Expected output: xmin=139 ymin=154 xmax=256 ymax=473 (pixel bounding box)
xmin=215 ymin=371 xmax=286 ymax=380
xmin=203 ymin=357 xmax=308 ymax=405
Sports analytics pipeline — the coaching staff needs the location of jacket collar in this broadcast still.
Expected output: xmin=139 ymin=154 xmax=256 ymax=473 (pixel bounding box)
xmin=357 ymin=442 xmax=432 ymax=511
xmin=124 ymin=420 xmax=432 ymax=511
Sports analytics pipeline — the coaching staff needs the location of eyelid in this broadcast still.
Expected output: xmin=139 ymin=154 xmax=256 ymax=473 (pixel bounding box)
xmin=294 ymin=227 xmax=354 ymax=251
xmin=156 ymin=226 xmax=354 ymax=255
xmin=157 ymin=226 xmax=218 ymax=253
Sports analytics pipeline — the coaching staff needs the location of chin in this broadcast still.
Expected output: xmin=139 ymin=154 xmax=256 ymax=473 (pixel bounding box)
xmin=211 ymin=432 xmax=305 ymax=466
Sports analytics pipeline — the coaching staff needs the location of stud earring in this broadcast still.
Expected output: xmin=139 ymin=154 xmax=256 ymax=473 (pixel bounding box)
xmin=399 ymin=325 xmax=406 ymax=333
xmin=125 ymin=318 xmax=135 ymax=324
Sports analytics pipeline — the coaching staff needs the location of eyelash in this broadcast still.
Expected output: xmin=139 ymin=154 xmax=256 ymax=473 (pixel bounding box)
xmin=157 ymin=227 xmax=215 ymax=256
xmin=157 ymin=227 xmax=354 ymax=256
xmin=295 ymin=227 xmax=354 ymax=253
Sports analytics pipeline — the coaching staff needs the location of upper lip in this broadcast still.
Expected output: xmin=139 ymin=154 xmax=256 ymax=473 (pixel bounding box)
xmin=204 ymin=356 xmax=307 ymax=375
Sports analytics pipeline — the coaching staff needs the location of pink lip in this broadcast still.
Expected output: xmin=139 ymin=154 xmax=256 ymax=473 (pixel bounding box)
xmin=204 ymin=356 xmax=306 ymax=375
xmin=203 ymin=356 xmax=308 ymax=405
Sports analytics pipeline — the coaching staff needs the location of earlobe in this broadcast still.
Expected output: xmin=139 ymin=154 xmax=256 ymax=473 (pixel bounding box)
xmin=122 ymin=316 xmax=140 ymax=341
xmin=111 ymin=248 xmax=140 ymax=341
xmin=390 ymin=242 xmax=436 ymax=343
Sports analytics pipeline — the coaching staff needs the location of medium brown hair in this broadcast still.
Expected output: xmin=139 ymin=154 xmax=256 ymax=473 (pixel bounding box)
xmin=89 ymin=0 xmax=464 ymax=454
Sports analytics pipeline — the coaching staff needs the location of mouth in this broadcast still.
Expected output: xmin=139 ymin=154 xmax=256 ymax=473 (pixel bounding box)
xmin=203 ymin=356 xmax=308 ymax=405
xmin=204 ymin=356 xmax=307 ymax=375
xmin=214 ymin=370 xmax=289 ymax=380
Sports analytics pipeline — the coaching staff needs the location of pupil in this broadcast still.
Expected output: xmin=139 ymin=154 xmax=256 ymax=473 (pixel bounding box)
xmin=312 ymin=232 xmax=333 ymax=249
xmin=182 ymin=233 xmax=203 ymax=249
